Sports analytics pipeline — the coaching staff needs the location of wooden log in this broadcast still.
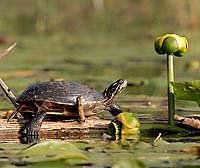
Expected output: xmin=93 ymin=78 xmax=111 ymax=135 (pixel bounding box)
xmin=0 ymin=115 xmax=110 ymax=143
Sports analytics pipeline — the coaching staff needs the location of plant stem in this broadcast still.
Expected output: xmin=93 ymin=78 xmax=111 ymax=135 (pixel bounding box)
xmin=0 ymin=43 xmax=16 ymax=60
xmin=0 ymin=78 xmax=18 ymax=108
xmin=167 ymin=54 xmax=175 ymax=126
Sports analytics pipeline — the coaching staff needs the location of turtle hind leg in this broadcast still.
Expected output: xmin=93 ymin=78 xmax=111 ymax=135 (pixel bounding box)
xmin=77 ymin=96 xmax=86 ymax=123
xmin=7 ymin=104 xmax=23 ymax=121
xmin=21 ymin=107 xmax=46 ymax=136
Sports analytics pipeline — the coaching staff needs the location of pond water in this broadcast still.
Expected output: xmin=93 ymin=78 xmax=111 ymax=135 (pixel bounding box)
xmin=0 ymin=37 xmax=200 ymax=167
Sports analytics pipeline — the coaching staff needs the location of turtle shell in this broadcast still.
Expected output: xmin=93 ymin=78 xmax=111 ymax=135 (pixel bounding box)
xmin=16 ymin=81 xmax=105 ymax=105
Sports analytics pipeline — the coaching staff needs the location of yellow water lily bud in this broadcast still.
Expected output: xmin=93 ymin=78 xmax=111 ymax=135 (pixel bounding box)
xmin=154 ymin=34 xmax=188 ymax=57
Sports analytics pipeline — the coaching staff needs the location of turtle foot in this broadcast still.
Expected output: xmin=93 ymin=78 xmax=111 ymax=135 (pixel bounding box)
xmin=21 ymin=109 xmax=46 ymax=137
xmin=21 ymin=122 xmax=40 ymax=136
xmin=20 ymin=134 xmax=40 ymax=144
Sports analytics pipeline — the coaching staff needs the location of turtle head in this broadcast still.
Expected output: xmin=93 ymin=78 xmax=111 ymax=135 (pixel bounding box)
xmin=103 ymin=79 xmax=127 ymax=99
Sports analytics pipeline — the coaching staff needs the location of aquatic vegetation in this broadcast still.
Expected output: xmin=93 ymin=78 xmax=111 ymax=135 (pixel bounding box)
xmin=154 ymin=34 xmax=188 ymax=126
xmin=0 ymin=25 xmax=199 ymax=168
xmin=1 ymin=138 xmax=200 ymax=167
xmin=108 ymin=112 xmax=140 ymax=141
xmin=172 ymin=80 xmax=200 ymax=129
xmin=172 ymin=80 xmax=200 ymax=104
xmin=154 ymin=34 xmax=188 ymax=57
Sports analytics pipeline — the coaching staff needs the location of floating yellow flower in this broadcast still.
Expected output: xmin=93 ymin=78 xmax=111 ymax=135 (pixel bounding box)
xmin=108 ymin=112 xmax=140 ymax=140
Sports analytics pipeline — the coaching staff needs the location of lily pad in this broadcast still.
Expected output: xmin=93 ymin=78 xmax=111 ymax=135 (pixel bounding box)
xmin=172 ymin=80 xmax=200 ymax=104
xmin=21 ymin=140 xmax=88 ymax=164
xmin=112 ymin=158 xmax=147 ymax=168
xmin=25 ymin=160 xmax=72 ymax=168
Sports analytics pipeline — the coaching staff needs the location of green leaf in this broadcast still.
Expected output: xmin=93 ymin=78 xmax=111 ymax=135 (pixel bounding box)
xmin=171 ymin=80 xmax=200 ymax=102
xmin=112 ymin=158 xmax=147 ymax=168
xmin=21 ymin=140 xmax=87 ymax=163
xmin=25 ymin=160 xmax=70 ymax=168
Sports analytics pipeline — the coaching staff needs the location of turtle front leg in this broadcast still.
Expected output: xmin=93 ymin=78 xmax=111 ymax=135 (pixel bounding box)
xmin=21 ymin=108 xmax=46 ymax=136
xmin=77 ymin=96 xmax=86 ymax=123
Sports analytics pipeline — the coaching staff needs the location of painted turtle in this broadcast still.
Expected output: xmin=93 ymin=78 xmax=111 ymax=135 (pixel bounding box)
xmin=7 ymin=79 xmax=127 ymax=135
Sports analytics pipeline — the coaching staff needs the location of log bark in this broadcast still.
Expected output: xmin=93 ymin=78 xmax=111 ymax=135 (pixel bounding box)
xmin=0 ymin=112 xmax=110 ymax=143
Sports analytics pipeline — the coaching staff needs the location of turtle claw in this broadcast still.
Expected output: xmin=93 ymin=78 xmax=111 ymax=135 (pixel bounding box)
xmin=20 ymin=134 xmax=40 ymax=144
xmin=20 ymin=123 xmax=40 ymax=144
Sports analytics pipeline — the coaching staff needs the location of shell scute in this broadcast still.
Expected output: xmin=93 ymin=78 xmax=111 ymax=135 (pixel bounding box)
xmin=17 ymin=81 xmax=104 ymax=105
